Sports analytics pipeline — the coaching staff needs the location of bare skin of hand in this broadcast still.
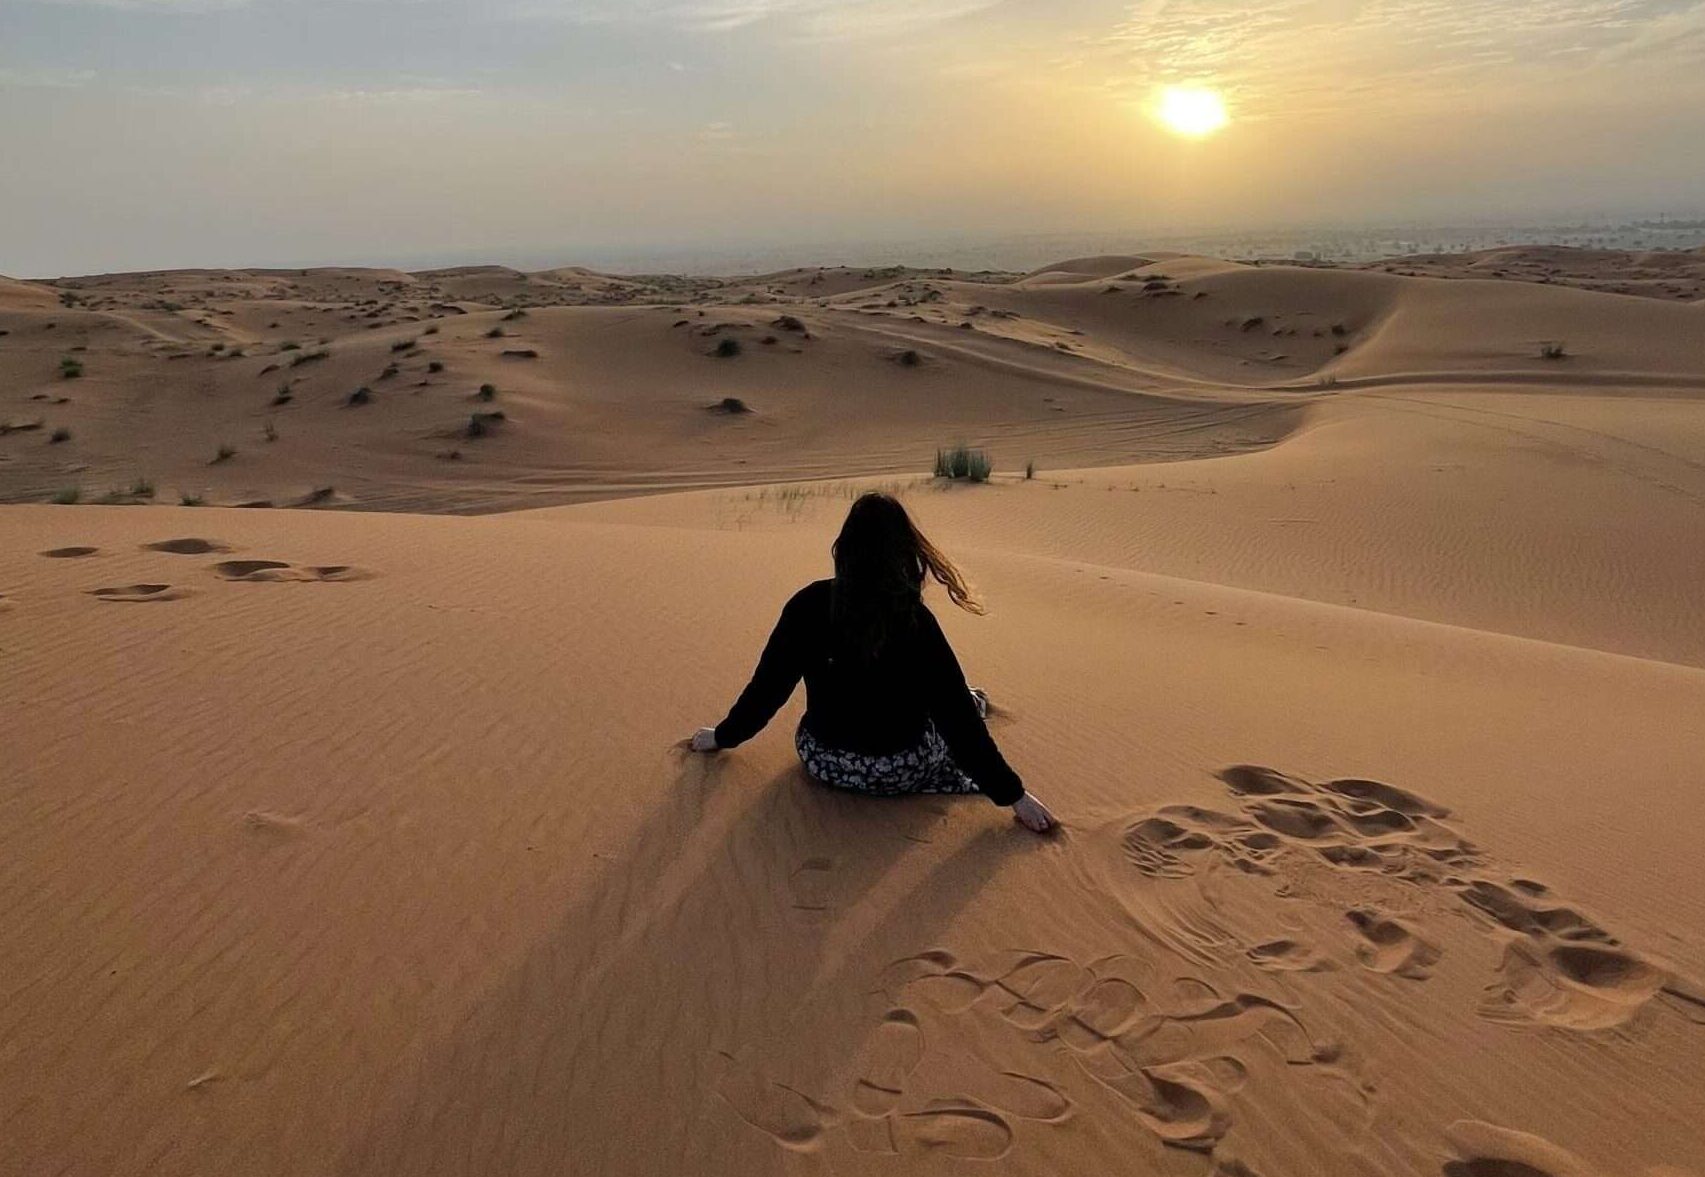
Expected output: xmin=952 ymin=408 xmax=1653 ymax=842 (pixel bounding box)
xmin=1011 ymin=792 xmax=1057 ymax=834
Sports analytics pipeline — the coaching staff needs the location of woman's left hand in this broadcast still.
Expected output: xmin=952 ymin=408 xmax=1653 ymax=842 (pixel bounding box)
xmin=689 ymin=727 xmax=719 ymax=753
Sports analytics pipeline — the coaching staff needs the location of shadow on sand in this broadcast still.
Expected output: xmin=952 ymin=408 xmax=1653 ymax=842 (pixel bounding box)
xmin=335 ymin=751 xmax=1039 ymax=1176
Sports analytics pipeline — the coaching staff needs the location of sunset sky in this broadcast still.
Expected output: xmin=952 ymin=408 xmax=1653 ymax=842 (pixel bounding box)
xmin=4 ymin=0 xmax=1704 ymax=275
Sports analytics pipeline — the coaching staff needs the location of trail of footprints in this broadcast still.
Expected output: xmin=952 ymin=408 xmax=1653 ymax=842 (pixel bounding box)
xmin=726 ymin=767 xmax=1704 ymax=1170
xmin=720 ymin=943 xmax=1342 ymax=1163
xmin=28 ymin=538 xmax=370 ymax=600
xmin=1123 ymin=765 xmax=1705 ymax=1032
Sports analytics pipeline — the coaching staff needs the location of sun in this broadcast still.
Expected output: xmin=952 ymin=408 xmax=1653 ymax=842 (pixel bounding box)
xmin=1154 ymin=86 xmax=1229 ymax=138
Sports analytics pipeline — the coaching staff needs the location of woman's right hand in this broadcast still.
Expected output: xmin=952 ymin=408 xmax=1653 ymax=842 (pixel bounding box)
xmin=688 ymin=727 xmax=719 ymax=753
xmin=1011 ymin=792 xmax=1056 ymax=834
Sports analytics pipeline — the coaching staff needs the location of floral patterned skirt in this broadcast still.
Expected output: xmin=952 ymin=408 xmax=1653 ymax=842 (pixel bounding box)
xmin=794 ymin=720 xmax=980 ymax=796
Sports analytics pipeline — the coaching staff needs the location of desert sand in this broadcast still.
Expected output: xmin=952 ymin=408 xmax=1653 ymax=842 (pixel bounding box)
xmin=4 ymin=251 xmax=1705 ymax=1177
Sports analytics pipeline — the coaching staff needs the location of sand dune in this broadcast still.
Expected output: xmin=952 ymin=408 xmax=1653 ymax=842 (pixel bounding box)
xmin=1359 ymin=244 xmax=1705 ymax=302
xmin=4 ymin=249 xmax=1705 ymax=1176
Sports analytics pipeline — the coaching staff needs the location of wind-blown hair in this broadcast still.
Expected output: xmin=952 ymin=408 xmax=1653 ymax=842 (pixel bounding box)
xmin=830 ymin=492 xmax=981 ymax=660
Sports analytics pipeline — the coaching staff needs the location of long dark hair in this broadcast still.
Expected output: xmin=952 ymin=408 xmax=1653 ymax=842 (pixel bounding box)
xmin=831 ymin=492 xmax=980 ymax=660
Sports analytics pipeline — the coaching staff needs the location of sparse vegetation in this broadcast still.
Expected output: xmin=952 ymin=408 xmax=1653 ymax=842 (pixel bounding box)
xmin=715 ymin=397 xmax=751 ymax=414
xmin=391 ymin=338 xmax=417 ymax=352
xmin=380 ymin=363 xmax=400 ymax=379
xmin=1539 ymin=340 xmax=1568 ymax=360
xmin=934 ymin=445 xmax=992 ymax=483
xmin=465 ymin=410 xmax=505 ymax=438
xmin=501 ymin=348 xmax=540 ymax=359
xmin=263 ymin=420 xmax=278 ymax=443
xmin=897 ymin=349 xmax=923 ymax=367
xmin=51 ymin=486 xmax=82 ymax=505
xmin=713 ymin=337 xmax=742 ymax=358
xmin=476 ymin=383 xmax=497 ymax=401
xmin=211 ymin=444 xmax=236 ymax=464
xmin=423 ymin=325 xmax=440 ymax=335
xmin=502 ymin=308 xmax=527 ymax=321
xmin=179 ymin=492 xmax=205 ymax=506
xmin=280 ymin=341 xmax=301 ymax=351
xmin=1025 ymin=458 xmax=1035 ymax=480
xmin=486 ymin=326 xmax=506 ymax=339
xmin=347 ymin=386 xmax=372 ymax=406
xmin=1240 ymin=316 xmax=1266 ymax=332
xmin=772 ymin=314 xmax=806 ymax=332
xmin=60 ymin=356 xmax=83 ymax=379
xmin=272 ymin=385 xmax=294 ymax=406
xmin=49 ymin=427 xmax=72 ymax=444
xmin=289 ymin=348 xmax=329 ymax=368
xmin=427 ymin=360 xmax=445 ymax=373
xmin=130 ymin=477 xmax=156 ymax=499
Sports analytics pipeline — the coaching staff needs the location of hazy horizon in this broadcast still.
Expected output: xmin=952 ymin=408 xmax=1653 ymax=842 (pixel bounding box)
xmin=6 ymin=0 xmax=1705 ymax=278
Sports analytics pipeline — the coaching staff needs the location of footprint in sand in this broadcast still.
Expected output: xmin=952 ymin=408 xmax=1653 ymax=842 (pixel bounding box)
xmin=88 ymin=583 xmax=186 ymax=602
xmin=1247 ymin=938 xmax=1332 ymax=972
xmin=715 ymin=1053 xmax=837 ymax=1152
xmin=41 ymin=545 xmax=100 ymax=558
xmin=1346 ymin=908 xmax=1441 ymax=980
xmin=787 ymin=857 xmax=835 ymax=914
xmin=1483 ymin=940 xmax=1669 ymax=1031
xmin=144 ymin=537 xmax=231 ymax=555
xmin=1443 ymin=1119 xmax=1606 ymax=1177
xmin=213 ymin=559 xmax=366 ymax=582
xmin=850 ymin=1009 xmax=923 ymax=1116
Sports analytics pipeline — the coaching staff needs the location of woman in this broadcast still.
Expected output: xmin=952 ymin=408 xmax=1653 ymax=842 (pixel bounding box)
xmin=688 ymin=492 xmax=1056 ymax=834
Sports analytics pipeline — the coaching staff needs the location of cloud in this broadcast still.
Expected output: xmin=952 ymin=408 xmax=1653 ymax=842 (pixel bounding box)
xmin=0 ymin=66 xmax=97 ymax=87
xmin=561 ymin=0 xmax=1002 ymax=39
xmin=1093 ymin=0 xmax=1705 ymax=116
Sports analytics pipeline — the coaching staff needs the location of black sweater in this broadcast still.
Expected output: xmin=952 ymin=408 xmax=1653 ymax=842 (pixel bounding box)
xmin=713 ymin=580 xmax=1024 ymax=805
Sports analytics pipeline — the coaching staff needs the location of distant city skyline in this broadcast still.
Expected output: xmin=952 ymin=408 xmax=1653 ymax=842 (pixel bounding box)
xmin=6 ymin=0 xmax=1705 ymax=277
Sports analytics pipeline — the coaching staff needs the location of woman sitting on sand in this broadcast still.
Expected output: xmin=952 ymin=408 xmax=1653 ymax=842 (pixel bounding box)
xmin=689 ymin=492 xmax=1056 ymax=834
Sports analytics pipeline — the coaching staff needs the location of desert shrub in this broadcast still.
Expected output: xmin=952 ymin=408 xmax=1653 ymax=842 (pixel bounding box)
xmin=716 ymin=397 xmax=751 ymax=414
xmin=423 ymin=325 xmax=439 ymax=335
xmin=501 ymin=348 xmax=540 ymax=359
xmin=380 ymin=363 xmax=399 ymax=379
xmin=897 ymin=349 xmax=923 ymax=367
xmin=714 ymin=337 xmax=742 ymax=358
xmin=263 ymin=420 xmax=278 ymax=443
xmin=347 ymin=387 xmax=372 ymax=406
xmin=272 ymin=386 xmax=293 ymax=406
xmin=1024 ymin=458 xmax=1035 ymax=480
xmin=212 ymin=444 xmax=236 ymax=464
xmin=1240 ymin=316 xmax=1265 ymax=332
xmin=391 ymin=338 xmax=417 ymax=352
xmin=280 ymin=341 xmax=301 ymax=351
xmin=464 ymin=410 xmax=505 ymax=438
xmin=1539 ymin=340 xmax=1568 ymax=360
xmin=289 ymin=349 xmax=328 ymax=367
xmin=428 ymin=360 xmax=445 ymax=373
xmin=934 ymin=445 xmax=992 ymax=482
xmin=179 ymin=492 xmax=205 ymax=506
xmin=772 ymin=314 xmax=806 ymax=332
xmin=60 ymin=357 xmax=83 ymax=379
xmin=51 ymin=486 xmax=82 ymax=504
xmin=49 ymin=427 xmax=71 ymax=444
xmin=131 ymin=477 xmax=156 ymax=498
xmin=502 ymin=309 xmax=527 ymax=321
xmin=476 ymin=383 xmax=497 ymax=401
xmin=486 ymin=326 xmax=506 ymax=339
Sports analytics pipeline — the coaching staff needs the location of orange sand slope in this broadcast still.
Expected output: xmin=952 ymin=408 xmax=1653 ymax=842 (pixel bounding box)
xmin=5 ymin=383 xmax=1705 ymax=1176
